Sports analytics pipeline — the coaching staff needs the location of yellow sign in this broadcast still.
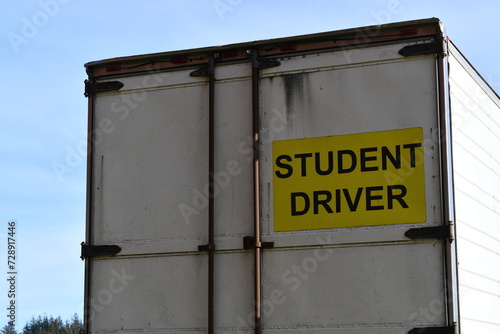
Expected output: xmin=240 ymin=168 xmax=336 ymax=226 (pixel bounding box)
xmin=273 ymin=128 xmax=426 ymax=231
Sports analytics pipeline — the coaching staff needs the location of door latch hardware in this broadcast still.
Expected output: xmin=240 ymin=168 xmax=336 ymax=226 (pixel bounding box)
xmin=251 ymin=51 xmax=281 ymax=69
xmin=198 ymin=244 xmax=216 ymax=251
xmin=190 ymin=58 xmax=215 ymax=77
xmin=243 ymin=236 xmax=274 ymax=250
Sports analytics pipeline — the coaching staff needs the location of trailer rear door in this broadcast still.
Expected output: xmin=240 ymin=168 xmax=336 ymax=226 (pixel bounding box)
xmin=258 ymin=41 xmax=454 ymax=333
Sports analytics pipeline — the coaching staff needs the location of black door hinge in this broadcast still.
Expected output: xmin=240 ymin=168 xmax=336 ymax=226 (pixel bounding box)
xmin=399 ymin=41 xmax=443 ymax=57
xmin=409 ymin=325 xmax=455 ymax=334
xmin=252 ymin=51 xmax=281 ymax=69
xmin=84 ymin=80 xmax=124 ymax=97
xmin=405 ymin=224 xmax=453 ymax=241
xmin=243 ymin=236 xmax=274 ymax=250
xmin=81 ymin=242 xmax=121 ymax=259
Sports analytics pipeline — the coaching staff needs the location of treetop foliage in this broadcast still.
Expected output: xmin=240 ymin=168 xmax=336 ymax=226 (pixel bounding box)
xmin=2 ymin=314 xmax=82 ymax=334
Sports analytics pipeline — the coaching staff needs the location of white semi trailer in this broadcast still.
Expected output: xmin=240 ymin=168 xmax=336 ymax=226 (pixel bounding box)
xmin=82 ymin=18 xmax=500 ymax=334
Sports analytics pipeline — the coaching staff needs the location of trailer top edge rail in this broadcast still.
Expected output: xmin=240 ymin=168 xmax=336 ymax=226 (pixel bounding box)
xmin=85 ymin=18 xmax=443 ymax=78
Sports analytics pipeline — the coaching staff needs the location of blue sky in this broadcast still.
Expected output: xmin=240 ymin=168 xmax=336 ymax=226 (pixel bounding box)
xmin=1 ymin=0 xmax=499 ymax=330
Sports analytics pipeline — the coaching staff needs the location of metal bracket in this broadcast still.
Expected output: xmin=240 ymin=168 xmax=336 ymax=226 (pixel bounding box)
xmin=198 ymin=243 xmax=216 ymax=251
xmin=408 ymin=325 xmax=455 ymax=334
xmin=80 ymin=243 xmax=121 ymax=259
xmin=190 ymin=58 xmax=215 ymax=77
xmin=251 ymin=50 xmax=281 ymax=69
xmin=243 ymin=236 xmax=275 ymax=250
xmin=399 ymin=41 xmax=443 ymax=57
xmin=405 ymin=224 xmax=453 ymax=241
xmin=84 ymin=80 xmax=124 ymax=97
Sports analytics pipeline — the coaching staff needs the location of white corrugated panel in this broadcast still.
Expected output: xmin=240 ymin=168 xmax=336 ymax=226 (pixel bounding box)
xmin=449 ymin=43 xmax=500 ymax=333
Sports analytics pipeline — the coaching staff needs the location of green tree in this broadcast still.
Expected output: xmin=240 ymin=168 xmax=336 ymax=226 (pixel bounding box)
xmin=1 ymin=324 xmax=17 ymax=334
xmin=63 ymin=314 xmax=82 ymax=334
xmin=22 ymin=314 xmax=82 ymax=334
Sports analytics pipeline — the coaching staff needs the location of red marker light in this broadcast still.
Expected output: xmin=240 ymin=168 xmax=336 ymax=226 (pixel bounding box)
xmin=172 ymin=57 xmax=188 ymax=64
xmin=222 ymin=51 xmax=239 ymax=58
xmin=400 ymin=29 xmax=418 ymax=36
xmin=106 ymin=65 xmax=122 ymax=72
xmin=280 ymin=44 xmax=297 ymax=51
